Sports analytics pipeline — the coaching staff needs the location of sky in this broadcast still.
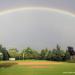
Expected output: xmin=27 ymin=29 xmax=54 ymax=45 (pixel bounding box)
xmin=0 ymin=0 xmax=75 ymax=13
xmin=0 ymin=0 xmax=75 ymax=50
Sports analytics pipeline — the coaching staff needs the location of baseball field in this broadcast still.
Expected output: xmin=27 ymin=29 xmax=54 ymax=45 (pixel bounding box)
xmin=0 ymin=60 xmax=75 ymax=75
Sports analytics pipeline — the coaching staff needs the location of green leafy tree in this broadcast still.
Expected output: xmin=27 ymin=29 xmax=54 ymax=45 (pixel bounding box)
xmin=0 ymin=45 xmax=9 ymax=60
xmin=46 ymin=50 xmax=52 ymax=60
xmin=64 ymin=50 xmax=70 ymax=60
xmin=22 ymin=47 xmax=34 ymax=59
xmin=32 ymin=50 xmax=40 ymax=59
xmin=56 ymin=44 xmax=60 ymax=50
xmin=51 ymin=48 xmax=65 ymax=61
xmin=21 ymin=47 xmax=40 ymax=59
xmin=40 ymin=48 xmax=49 ymax=60
xmin=8 ymin=48 xmax=19 ymax=59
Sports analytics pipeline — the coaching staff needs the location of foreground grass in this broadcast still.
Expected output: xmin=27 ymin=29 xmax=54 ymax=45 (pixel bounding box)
xmin=0 ymin=60 xmax=75 ymax=75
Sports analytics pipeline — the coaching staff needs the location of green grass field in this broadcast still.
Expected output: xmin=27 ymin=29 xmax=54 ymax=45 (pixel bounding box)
xmin=0 ymin=60 xmax=75 ymax=75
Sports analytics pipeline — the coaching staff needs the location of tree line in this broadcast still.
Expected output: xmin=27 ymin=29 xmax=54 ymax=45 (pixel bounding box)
xmin=0 ymin=44 xmax=75 ymax=61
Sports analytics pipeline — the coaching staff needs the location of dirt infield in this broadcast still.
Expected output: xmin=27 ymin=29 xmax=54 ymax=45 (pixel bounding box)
xmin=17 ymin=61 xmax=63 ymax=68
xmin=0 ymin=61 xmax=63 ymax=68
xmin=29 ymin=65 xmax=48 ymax=68
xmin=17 ymin=61 xmax=63 ymax=65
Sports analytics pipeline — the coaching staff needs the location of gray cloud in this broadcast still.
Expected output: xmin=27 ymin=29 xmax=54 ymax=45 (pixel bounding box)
xmin=0 ymin=0 xmax=75 ymax=14
xmin=0 ymin=10 xmax=75 ymax=50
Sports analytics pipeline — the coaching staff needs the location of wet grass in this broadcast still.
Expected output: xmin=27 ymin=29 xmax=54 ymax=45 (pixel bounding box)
xmin=0 ymin=60 xmax=75 ymax=75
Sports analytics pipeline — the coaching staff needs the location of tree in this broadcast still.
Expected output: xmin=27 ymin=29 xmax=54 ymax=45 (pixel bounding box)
xmin=8 ymin=48 xmax=19 ymax=59
xmin=67 ymin=46 xmax=75 ymax=59
xmin=21 ymin=47 xmax=38 ymax=59
xmin=0 ymin=45 xmax=9 ymax=60
xmin=56 ymin=44 xmax=60 ymax=50
xmin=40 ymin=48 xmax=49 ymax=60
xmin=51 ymin=48 xmax=65 ymax=61
xmin=67 ymin=46 xmax=75 ymax=55
xmin=46 ymin=50 xmax=52 ymax=60
xmin=64 ymin=50 xmax=70 ymax=60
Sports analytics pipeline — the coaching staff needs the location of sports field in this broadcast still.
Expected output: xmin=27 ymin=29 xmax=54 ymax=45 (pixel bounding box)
xmin=0 ymin=60 xmax=75 ymax=75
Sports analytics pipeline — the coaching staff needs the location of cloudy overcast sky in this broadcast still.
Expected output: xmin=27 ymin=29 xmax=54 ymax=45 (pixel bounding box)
xmin=0 ymin=0 xmax=75 ymax=13
xmin=0 ymin=0 xmax=75 ymax=50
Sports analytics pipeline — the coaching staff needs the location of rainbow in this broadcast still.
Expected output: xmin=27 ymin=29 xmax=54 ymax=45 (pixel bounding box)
xmin=0 ymin=7 xmax=75 ymax=17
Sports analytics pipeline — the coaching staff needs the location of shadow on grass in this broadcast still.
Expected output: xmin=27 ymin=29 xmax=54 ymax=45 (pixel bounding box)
xmin=0 ymin=61 xmax=17 ymax=68
xmin=66 ymin=59 xmax=75 ymax=63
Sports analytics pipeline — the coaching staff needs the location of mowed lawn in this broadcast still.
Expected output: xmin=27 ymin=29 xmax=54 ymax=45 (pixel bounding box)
xmin=0 ymin=60 xmax=75 ymax=75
